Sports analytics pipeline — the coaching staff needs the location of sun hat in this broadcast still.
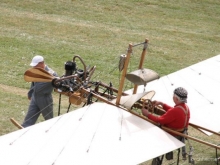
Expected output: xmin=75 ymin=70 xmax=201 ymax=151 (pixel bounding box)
xmin=30 ymin=55 xmax=44 ymax=66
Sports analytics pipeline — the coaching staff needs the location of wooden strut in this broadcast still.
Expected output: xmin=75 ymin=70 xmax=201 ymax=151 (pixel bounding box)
xmin=10 ymin=118 xmax=24 ymax=129
xmin=116 ymin=43 xmax=133 ymax=106
xmin=133 ymin=38 xmax=149 ymax=94
xmin=189 ymin=123 xmax=220 ymax=137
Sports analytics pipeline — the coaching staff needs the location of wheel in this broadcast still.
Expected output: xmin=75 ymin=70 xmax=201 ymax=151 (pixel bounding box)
xmin=151 ymin=157 xmax=161 ymax=165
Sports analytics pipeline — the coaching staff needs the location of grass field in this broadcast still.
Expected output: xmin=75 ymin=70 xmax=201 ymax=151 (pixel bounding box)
xmin=0 ymin=0 xmax=220 ymax=164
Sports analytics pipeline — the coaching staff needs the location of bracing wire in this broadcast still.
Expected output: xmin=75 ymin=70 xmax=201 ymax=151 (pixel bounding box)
xmin=22 ymin=101 xmax=54 ymax=126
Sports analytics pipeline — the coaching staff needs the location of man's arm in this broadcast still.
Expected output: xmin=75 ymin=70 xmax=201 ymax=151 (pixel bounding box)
xmin=148 ymin=111 xmax=175 ymax=125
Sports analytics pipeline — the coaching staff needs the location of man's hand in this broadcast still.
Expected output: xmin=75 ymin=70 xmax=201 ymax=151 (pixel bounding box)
xmin=141 ymin=108 xmax=150 ymax=117
xmin=152 ymin=100 xmax=164 ymax=107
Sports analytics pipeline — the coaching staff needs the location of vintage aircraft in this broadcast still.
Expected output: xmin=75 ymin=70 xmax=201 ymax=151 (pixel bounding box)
xmin=2 ymin=38 xmax=220 ymax=165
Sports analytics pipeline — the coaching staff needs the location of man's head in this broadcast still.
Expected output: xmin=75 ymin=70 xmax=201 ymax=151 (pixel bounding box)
xmin=30 ymin=55 xmax=45 ymax=68
xmin=173 ymin=87 xmax=188 ymax=103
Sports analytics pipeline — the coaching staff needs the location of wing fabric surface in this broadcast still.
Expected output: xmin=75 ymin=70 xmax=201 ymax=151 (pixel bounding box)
xmin=135 ymin=54 xmax=220 ymax=135
xmin=0 ymin=103 xmax=184 ymax=165
xmin=111 ymin=91 xmax=155 ymax=109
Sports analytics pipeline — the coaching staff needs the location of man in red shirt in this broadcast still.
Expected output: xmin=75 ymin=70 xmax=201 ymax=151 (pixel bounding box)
xmin=142 ymin=87 xmax=190 ymax=160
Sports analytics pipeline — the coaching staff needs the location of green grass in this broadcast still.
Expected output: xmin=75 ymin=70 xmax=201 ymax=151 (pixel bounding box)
xmin=0 ymin=0 xmax=220 ymax=164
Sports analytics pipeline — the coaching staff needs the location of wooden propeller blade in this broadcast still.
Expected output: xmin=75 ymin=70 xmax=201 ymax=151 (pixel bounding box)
xmin=24 ymin=67 xmax=55 ymax=82
xmin=10 ymin=118 xmax=23 ymax=129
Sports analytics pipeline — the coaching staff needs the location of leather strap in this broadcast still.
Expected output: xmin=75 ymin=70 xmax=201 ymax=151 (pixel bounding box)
xmin=176 ymin=105 xmax=189 ymax=131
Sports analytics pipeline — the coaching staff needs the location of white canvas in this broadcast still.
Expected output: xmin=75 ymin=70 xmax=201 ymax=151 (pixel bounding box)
xmin=132 ymin=54 xmax=220 ymax=135
xmin=0 ymin=103 xmax=184 ymax=165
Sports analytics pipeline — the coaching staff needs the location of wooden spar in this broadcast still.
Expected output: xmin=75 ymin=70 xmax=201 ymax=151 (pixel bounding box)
xmin=189 ymin=123 xmax=220 ymax=137
xmin=80 ymin=87 xmax=220 ymax=150
xmin=162 ymin=127 xmax=220 ymax=149
xmin=133 ymin=38 xmax=149 ymax=94
xmin=116 ymin=43 xmax=133 ymax=106
xmin=128 ymin=110 xmax=220 ymax=150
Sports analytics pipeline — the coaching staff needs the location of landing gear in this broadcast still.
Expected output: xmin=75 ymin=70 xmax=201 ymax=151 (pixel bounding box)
xmin=152 ymin=156 xmax=164 ymax=165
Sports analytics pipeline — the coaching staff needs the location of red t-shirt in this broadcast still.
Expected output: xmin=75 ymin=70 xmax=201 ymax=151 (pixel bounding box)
xmin=148 ymin=103 xmax=190 ymax=131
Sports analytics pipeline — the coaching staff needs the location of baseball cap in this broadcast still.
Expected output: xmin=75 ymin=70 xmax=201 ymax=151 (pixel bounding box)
xmin=30 ymin=55 xmax=44 ymax=67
